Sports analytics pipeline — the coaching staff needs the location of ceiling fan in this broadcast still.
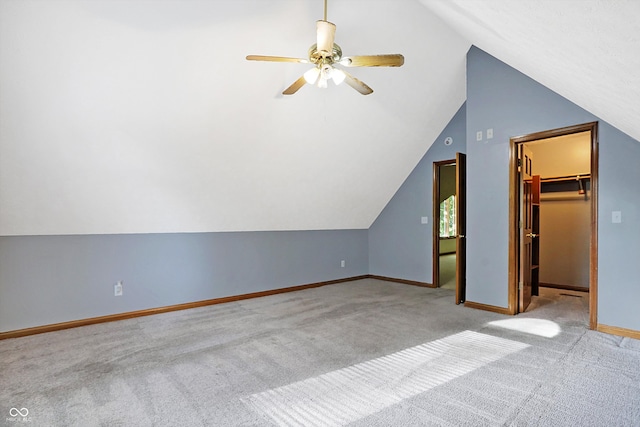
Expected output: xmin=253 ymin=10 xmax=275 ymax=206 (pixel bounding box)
xmin=246 ymin=0 xmax=404 ymax=95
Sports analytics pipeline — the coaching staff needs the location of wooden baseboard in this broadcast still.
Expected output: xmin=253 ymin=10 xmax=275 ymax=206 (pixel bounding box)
xmin=464 ymin=300 xmax=513 ymax=315
xmin=367 ymin=275 xmax=435 ymax=288
xmin=597 ymin=324 xmax=640 ymax=340
xmin=0 ymin=275 xmax=368 ymax=341
xmin=540 ymin=282 xmax=589 ymax=293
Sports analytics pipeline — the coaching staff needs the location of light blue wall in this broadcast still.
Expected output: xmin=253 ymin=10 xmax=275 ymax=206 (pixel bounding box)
xmin=466 ymin=47 xmax=640 ymax=330
xmin=3 ymin=47 xmax=639 ymax=335
xmin=0 ymin=230 xmax=368 ymax=332
xmin=597 ymin=122 xmax=640 ymax=329
xmin=369 ymin=104 xmax=466 ymax=283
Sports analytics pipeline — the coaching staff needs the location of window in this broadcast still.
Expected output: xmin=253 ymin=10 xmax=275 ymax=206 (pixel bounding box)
xmin=440 ymin=195 xmax=456 ymax=238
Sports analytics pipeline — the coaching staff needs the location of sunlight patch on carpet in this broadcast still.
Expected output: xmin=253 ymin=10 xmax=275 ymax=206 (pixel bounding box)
xmin=242 ymin=331 xmax=529 ymax=426
xmin=488 ymin=318 xmax=561 ymax=338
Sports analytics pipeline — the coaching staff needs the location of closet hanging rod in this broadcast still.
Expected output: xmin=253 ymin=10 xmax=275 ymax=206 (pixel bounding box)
xmin=540 ymin=174 xmax=590 ymax=183
xmin=540 ymin=194 xmax=590 ymax=202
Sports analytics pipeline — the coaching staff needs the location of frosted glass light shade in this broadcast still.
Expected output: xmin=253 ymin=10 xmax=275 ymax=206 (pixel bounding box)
xmin=303 ymin=67 xmax=320 ymax=84
xmin=332 ymin=68 xmax=346 ymax=85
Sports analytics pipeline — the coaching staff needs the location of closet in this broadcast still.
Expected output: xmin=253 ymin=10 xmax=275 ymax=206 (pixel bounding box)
xmin=537 ymin=173 xmax=591 ymax=291
xmin=526 ymin=130 xmax=592 ymax=292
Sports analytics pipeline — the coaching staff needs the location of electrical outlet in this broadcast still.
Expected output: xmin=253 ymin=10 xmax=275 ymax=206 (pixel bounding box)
xmin=476 ymin=131 xmax=483 ymax=141
xmin=341 ymin=260 xmax=346 ymax=268
xmin=612 ymin=211 xmax=622 ymax=223
xmin=421 ymin=216 xmax=429 ymax=224
xmin=487 ymin=128 xmax=493 ymax=139
xmin=114 ymin=281 xmax=123 ymax=296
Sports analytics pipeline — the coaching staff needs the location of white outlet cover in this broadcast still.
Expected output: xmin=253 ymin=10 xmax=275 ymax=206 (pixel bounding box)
xmin=421 ymin=216 xmax=429 ymax=224
xmin=487 ymin=128 xmax=494 ymax=139
xmin=476 ymin=131 xmax=483 ymax=141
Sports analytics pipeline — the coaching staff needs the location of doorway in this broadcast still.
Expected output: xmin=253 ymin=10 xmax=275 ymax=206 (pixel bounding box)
xmin=433 ymin=153 xmax=466 ymax=303
xmin=509 ymin=122 xmax=598 ymax=329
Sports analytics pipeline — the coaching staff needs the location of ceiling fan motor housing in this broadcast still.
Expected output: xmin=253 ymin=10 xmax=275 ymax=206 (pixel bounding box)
xmin=308 ymin=43 xmax=342 ymax=64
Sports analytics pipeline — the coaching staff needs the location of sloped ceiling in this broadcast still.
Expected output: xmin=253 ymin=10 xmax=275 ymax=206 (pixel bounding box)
xmin=420 ymin=0 xmax=640 ymax=143
xmin=1 ymin=0 xmax=638 ymax=236
xmin=0 ymin=0 xmax=469 ymax=235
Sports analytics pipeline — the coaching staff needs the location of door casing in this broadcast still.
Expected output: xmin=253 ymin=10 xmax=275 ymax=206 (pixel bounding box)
xmin=508 ymin=122 xmax=599 ymax=329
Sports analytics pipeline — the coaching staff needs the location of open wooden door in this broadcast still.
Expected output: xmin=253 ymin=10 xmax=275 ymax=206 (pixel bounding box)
xmin=455 ymin=152 xmax=466 ymax=304
xmin=519 ymin=145 xmax=534 ymax=312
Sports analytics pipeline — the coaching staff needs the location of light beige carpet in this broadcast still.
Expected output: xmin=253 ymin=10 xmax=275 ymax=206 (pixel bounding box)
xmin=1 ymin=279 xmax=638 ymax=426
xmin=439 ymin=254 xmax=456 ymax=290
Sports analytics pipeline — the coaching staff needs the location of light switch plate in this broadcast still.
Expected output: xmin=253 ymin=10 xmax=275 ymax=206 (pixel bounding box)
xmin=421 ymin=216 xmax=428 ymax=224
xmin=612 ymin=211 xmax=622 ymax=223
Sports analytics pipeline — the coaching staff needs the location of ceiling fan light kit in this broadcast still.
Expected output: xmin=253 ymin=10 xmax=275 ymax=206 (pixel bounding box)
xmin=246 ymin=0 xmax=404 ymax=96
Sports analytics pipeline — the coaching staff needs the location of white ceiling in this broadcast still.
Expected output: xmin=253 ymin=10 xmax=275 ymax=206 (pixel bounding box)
xmin=0 ymin=0 xmax=638 ymax=236
xmin=420 ymin=0 xmax=640 ymax=143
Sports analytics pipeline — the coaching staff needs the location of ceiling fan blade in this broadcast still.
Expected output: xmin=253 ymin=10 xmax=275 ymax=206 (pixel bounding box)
xmin=342 ymin=70 xmax=373 ymax=95
xmin=316 ymin=20 xmax=336 ymax=54
xmin=246 ymin=55 xmax=308 ymax=64
xmin=341 ymin=54 xmax=404 ymax=67
xmin=282 ymin=75 xmax=308 ymax=95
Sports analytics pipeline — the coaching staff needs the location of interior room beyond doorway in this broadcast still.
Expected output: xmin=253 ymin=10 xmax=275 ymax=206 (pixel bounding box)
xmin=435 ymin=161 xmax=457 ymax=290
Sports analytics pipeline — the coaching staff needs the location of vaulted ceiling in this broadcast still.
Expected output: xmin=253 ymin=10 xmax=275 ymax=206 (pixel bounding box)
xmin=0 ymin=0 xmax=638 ymax=236
xmin=422 ymin=0 xmax=640 ymax=143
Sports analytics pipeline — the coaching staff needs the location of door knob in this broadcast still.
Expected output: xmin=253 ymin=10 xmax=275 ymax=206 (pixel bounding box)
xmin=526 ymin=233 xmax=538 ymax=238
xmin=458 ymin=234 xmax=465 ymax=238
